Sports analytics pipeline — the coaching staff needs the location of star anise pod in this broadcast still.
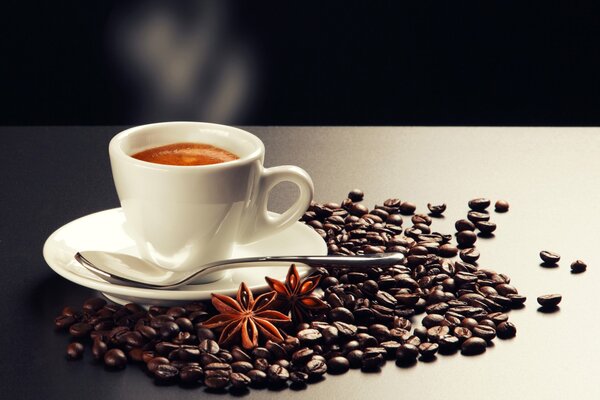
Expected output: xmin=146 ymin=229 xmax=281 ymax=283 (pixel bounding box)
xmin=265 ymin=264 xmax=328 ymax=324
xmin=201 ymin=282 xmax=290 ymax=350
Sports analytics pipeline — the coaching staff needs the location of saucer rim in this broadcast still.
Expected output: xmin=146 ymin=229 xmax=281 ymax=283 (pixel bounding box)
xmin=42 ymin=208 xmax=326 ymax=301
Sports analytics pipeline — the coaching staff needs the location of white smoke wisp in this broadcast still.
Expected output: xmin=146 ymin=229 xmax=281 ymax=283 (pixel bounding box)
xmin=107 ymin=1 xmax=260 ymax=123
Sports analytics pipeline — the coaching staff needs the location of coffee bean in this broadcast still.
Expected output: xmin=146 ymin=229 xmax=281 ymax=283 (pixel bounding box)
xmin=496 ymin=322 xmax=517 ymax=339
xmin=146 ymin=357 xmax=169 ymax=373
xmin=455 ymin=219 xmax=476 ymax=232
xmin=571 ymin=260 xmax=587 ymax=273
xmin=54 ymin=315 xmax=76 ymax=330
xmin=537 ymin=294 xmax=562 ymax=308
xmin=153 ymin=364 xmax=179 ymax=383
xmin=395 ymin=344 xmax=419 ymax=363
xmin=467 ymin=211 xmax=490 ymax=223
xmin=468 ymin=198 xmax=491 ymax=211
xmin=475 ymin=221 xmax=496 ymax=236
xmin=267 ymin=364 xmax=289 ymax=384
xmin=328 ymin=307 xmax=355 ymax=324
xmin=418 ymin=342 xmax=439 ymax=358
xmin=327 ymin=356 xmax=350 ymax=374
xmin=361 ymin=348 xmax=385 ymax=369
xmin=228 ymin=372 xmax=251 ymax=389
xmin=305 ymin=358 xmax=327 ymax=377
xmin=66 ymin=342 xmax=84 ymax=360
xmin=180 ymin=365 xmax=203 ymax=383
xmin=348 ymin=189 xmax=364 ymax=202
xmin=399 ymin=202 xmax=416 ymax=215
xmin=247 ymin=369 xmax=267 ymax=386
xmin=472 ymin=325 xmax=496 ymax=341
xmin=83 ymin=297 xmax=107 ymax=313
xmin=453 ymin=326 xmax=473 ymax=342
xmin=460 ymin=248 xmax=480 ymax=263
xmin=438 ymin=335 xmax=460 ymax=353
xmin=104 ymin=349 xmax=127 ymax=369
xmin=427 ymin=203 xmax=446 ymax=216
xmin=69 ymin=322 xmax=92 ymax=338
xmin=494 ymin=200 xmax=509 ymax=212
xmin=346 ymin=349 xmax=363 ymax=368
xmin=297 ymin=329 xmax=323 ymax=345
xmin=461 ymin=337 xmax=487 ymax=355
xmin=540 ymin=250 xmax=560 ymax=264
xmin=438 ymin=244 xmax=458 ymax=258
xmin=91 ymin=338 xmax=108 ymax=360
xmin=456 ymin=231 xmax=477 ymax=247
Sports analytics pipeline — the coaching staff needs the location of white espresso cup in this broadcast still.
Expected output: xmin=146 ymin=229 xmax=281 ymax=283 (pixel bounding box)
xmin=109 ymin=122 xmax=314 ymax=281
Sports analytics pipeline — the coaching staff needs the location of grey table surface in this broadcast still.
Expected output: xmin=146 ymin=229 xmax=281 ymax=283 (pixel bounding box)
xmin=2 ymin=126 xmax=599 ymax=399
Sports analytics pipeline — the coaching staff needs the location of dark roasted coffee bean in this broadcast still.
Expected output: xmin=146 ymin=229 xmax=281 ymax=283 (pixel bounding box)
xmin=455 ymin=219 xmax=476 ymax=232
xmin=495 ymin=200 xmax=509 ymax=212
xmin=159 ymin=321 xmax=180 ymax=340
xmin=427 ymin=326 xmax=450 ymax=342
xmin=468 ymin=198 xmax=491 ymax=211
xmin=438 ymin=335 xmax=460 ymax=353
xmin=91 ymin=338 xmax=108 ymax=360
xmin=297 ymin=328 xmax=322 ymax=345
xmin=180 ymin=365 xmax=203 ymax=383
xmin=571 ymin=260 xmax=587 ymax=273
xmin=375 ymin=291 xmax=397 ymax=308
xmin=83 ymin=297 xmax=107 ymax=313
xmin=496 ymin=321 xmax=517 ymax=339
xmin=473 ymin=325 xmax=496 ymax=341
xmin=328 ymin=307 xmax=354 ymax=324
xmin=136 ymin=325 xmax=157 ymax=340
xmin=438 ymin=244 xmax=458 ymax=258
xmin=327 ymin=356 xmax=350 ymax=374
xmin=104 ymin=348 xmax=127 ymax=369
xmin=333 ymin=321 xmax=358 ymax=338
xmin=231 ymin=361 xmax=254 ymax=374
xmin=395 ymin=343 xmax=419 ymax=363
xmin=399 ymin=201 xmax=416 ymax=215
xmin=456 ymin=231 xmax=477 ymax=247
xmin=537 ymin=294 xmax=562 ymax=308
xmin=476 ymin=221 xmax=496 ymax=235
xmin=540 ymin=250 xmax=560 ymax=264
xmin=345 ymin=349 xmax=363 ymax=368
xmin=427 ymin=203 xmax=446 ymax=216
xmin=247 ymin=369 xmax=267 ymax=386
xmin=461 ymin=337 xmax=487 ymax=355
xmin=229 ymin=372 xmax=251 ymax=388
xmin=459 ymin=247 xmax=480 ymax=263
xmin=361 ymin=349 xmax=385 ymax=369
xmin=146 ymin=357 xmax=169 ymax=373
xmin=348 ymin=189 xmax=364 ymax=202
xmin=66 ymin=342 xmax=84 ymax=360
xmin=418 ymin=342 xmax=439 ymax=358
xmin=289 ymin=371 xmax=308 ymax=384
xmin=265 ymin=340 xmax=287 ymax=360
xmin=199 ymin=339 xmax=220 ymax=355
xmin=467 ymin=211 xmax=490 ymax=223
xmin=495 ymin=283 xmax=518 ymax=296
xmin=54 ymin=315 xmax=76 ymax=330
xmin=153 ymin=364 xmax=179 ymax=382
xmin=305 ymin=358 xmax=327 ymax=377
xmin=292 ymin=348 xmax=314 ymax=365
xmin=196 ymin=327 xmax=215 ymax=341
xmin=507 ymin=294 xmax=527 ymax=307
xmin=252 ymin=347 xmax=272 ymax=361
xmin=267 ymin=364 xmax=289 ymax=384
xmin=453 ymin=326 xmax=473 ymax=342
xmin=253 ymin=358 xmax=269 ymax=372
xmin=155 ymin=341 xmax=179 ymax=356
xmin=69 ymin=322 xmax=93 ymax=338
xmin=205 ymin=371 xmax=229 ymax=389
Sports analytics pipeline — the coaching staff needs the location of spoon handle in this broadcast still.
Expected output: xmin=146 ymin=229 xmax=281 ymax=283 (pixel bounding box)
xmin=177 ymin=252 xmax=404 ymax=287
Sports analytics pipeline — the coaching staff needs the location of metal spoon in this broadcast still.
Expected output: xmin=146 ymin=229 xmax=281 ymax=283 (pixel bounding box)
xmin=74 ymin=251 xmax=404 ymax=290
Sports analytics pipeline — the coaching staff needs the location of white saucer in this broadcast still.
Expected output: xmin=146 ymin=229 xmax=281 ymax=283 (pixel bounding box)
xmin=43 ymin=208 xmax=327 ymax=305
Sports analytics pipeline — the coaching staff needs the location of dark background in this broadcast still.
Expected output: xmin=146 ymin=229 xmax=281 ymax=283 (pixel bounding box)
xmin=2 ymin=1 xmax=600 ymax=126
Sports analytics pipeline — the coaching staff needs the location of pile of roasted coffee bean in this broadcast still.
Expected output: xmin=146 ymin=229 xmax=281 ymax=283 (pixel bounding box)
xmin=55 ymin=191 xmax=527 ymax=391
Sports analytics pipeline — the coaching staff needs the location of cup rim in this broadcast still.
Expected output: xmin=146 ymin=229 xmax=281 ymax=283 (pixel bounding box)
xmin=109 ymin=121 xmax=264 ymax=170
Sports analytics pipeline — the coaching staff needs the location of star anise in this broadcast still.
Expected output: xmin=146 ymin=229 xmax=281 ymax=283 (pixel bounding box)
xmin=265 ymin=264 xmax=328 ymax=324
xmin=201 ymin=282 xmax=290 ymax=350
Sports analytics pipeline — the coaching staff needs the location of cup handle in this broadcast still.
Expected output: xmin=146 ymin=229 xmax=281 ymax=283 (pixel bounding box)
xmin=237 ymin=165 xmax=314 ymax=244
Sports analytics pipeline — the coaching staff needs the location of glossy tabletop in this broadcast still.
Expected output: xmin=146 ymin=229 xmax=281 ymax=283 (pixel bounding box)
xmin=2 ymin=126 xmax=599 ymax=400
